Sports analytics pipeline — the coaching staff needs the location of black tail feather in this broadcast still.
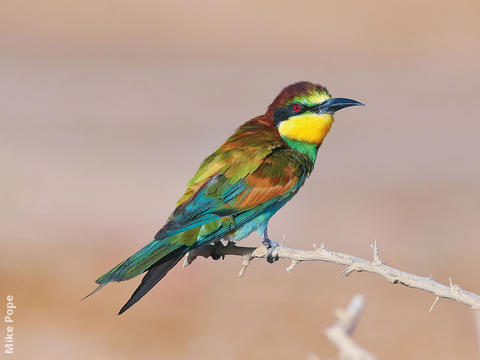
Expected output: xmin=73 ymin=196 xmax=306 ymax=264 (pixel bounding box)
xmin=117 ymin=251 xmax=185 ymax=315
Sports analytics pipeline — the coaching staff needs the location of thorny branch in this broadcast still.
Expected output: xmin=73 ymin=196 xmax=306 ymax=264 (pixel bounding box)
xmin=183 ymin=239 xmax=480 ymax=311
xmin=325 ymin=294 xmax=376 ymax=360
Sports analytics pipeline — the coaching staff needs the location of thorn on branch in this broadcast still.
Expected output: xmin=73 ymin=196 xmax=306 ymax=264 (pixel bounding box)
xmin=238 ymin=254 xmax=251 ymax=278
xmin=371 ymin=239 xmax=382 ymax=265
xmin=449 ymin=277 xmax=463 ymax=294
xmin=429 ymin=296 xmax=440 ymax=313
xmin=183 ymin=251 xmax=196 ymax=268
xmin=182 ymin=253 xmax=190 ymax=268
xmin=313 ymin=243 xmax=327 ymax=254
xmin=281 ymin=234 xmax=287 ymax=247
xmin=286 ymin=259 xmax=299 ymax=273
xmin=343 ymin=263 xmax=360 ymax=276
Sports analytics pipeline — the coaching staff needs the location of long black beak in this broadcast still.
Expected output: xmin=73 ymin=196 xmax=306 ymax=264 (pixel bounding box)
xmin=313 ymin=97 xmax=364 ymax=114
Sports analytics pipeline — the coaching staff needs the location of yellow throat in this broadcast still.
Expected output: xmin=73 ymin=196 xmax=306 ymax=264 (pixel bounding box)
xmin=278 ymin=113 xmax=334 ymax=145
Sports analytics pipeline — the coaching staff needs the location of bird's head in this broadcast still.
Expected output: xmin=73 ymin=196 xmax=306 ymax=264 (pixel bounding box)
xmin=267 ymin=81 xmax=363 ymax=147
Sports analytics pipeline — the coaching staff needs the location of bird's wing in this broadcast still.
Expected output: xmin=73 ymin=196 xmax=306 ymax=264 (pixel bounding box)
xmin=154 ymin=119 xmax=310 ymax=241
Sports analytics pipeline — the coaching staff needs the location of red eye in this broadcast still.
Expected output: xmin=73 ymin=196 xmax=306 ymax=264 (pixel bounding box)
xmin=293 ymin=103 xmax=302 ymax=112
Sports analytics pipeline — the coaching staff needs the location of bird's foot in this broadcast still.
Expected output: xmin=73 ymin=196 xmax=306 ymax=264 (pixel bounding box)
xmin=267 ymin=251 xmax=279 ymax=264
xmin=262 ymin=237 xmax=279 ymax=264
xmin=211 ymin=241 xmax=225 ymax=260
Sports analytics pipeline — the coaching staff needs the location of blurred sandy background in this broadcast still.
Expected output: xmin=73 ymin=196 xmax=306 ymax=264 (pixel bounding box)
xmin=1 ymin=0 xmax=480 ymax=359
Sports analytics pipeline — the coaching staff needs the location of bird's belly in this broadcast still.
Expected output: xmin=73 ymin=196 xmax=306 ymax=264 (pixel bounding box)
xmin=226 ymin=185 xmax=303 ymax=242
xmin=226 ymin=215 xmax=269 ymax=241
xmin=226 ymin=205 xmax=282 ymax=242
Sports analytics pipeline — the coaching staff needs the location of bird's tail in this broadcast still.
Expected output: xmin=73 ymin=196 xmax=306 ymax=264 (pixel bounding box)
xmin=95 ymin=240 xmax=184 ymax=285
xmin=117 ymin=250 xmax=185 ymax=314
xmin=86 ymin=221 xmax=233 ymax=313
xmin=84 ymin=236 xmax=188 ymax=313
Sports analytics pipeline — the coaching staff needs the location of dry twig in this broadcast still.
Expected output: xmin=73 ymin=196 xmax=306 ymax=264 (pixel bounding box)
xmin=325 ymin=294 xmax=376 ymax=360
xmin=183 ymin=240 xmax=480 ymax=311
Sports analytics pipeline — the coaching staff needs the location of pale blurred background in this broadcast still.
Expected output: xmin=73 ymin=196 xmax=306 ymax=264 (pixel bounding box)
xmin=1 ymin=0 xmax=480 ymax=359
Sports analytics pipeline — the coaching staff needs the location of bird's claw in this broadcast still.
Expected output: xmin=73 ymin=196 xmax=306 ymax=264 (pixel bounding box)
xmin=262 ymin=239 xmax=279 ymax=264
xmin=267 ymin=251 xmax=279 ymax=263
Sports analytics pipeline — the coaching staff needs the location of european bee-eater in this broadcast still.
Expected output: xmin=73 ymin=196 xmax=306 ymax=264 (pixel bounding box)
xmin=88 ymin=81 xmax=363 ymax=314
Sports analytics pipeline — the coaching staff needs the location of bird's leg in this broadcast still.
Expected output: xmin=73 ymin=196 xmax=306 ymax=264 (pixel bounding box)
xmin=261 ymin=227 xmax=279 ymax=263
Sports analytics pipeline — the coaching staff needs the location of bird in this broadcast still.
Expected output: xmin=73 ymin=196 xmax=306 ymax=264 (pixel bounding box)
xmin=86 ymin=81 xmax=363 ymax=314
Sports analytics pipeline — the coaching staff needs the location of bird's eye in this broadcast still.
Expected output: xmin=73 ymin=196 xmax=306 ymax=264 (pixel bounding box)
xmin=292 ymin=103 xmax=302 ymax=112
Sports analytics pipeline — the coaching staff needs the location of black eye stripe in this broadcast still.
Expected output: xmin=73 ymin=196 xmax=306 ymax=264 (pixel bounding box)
xmin=273 ymin=108 xmax=290 ymax=126
xmin=273 ymin=103 xmax=313 ymax=126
